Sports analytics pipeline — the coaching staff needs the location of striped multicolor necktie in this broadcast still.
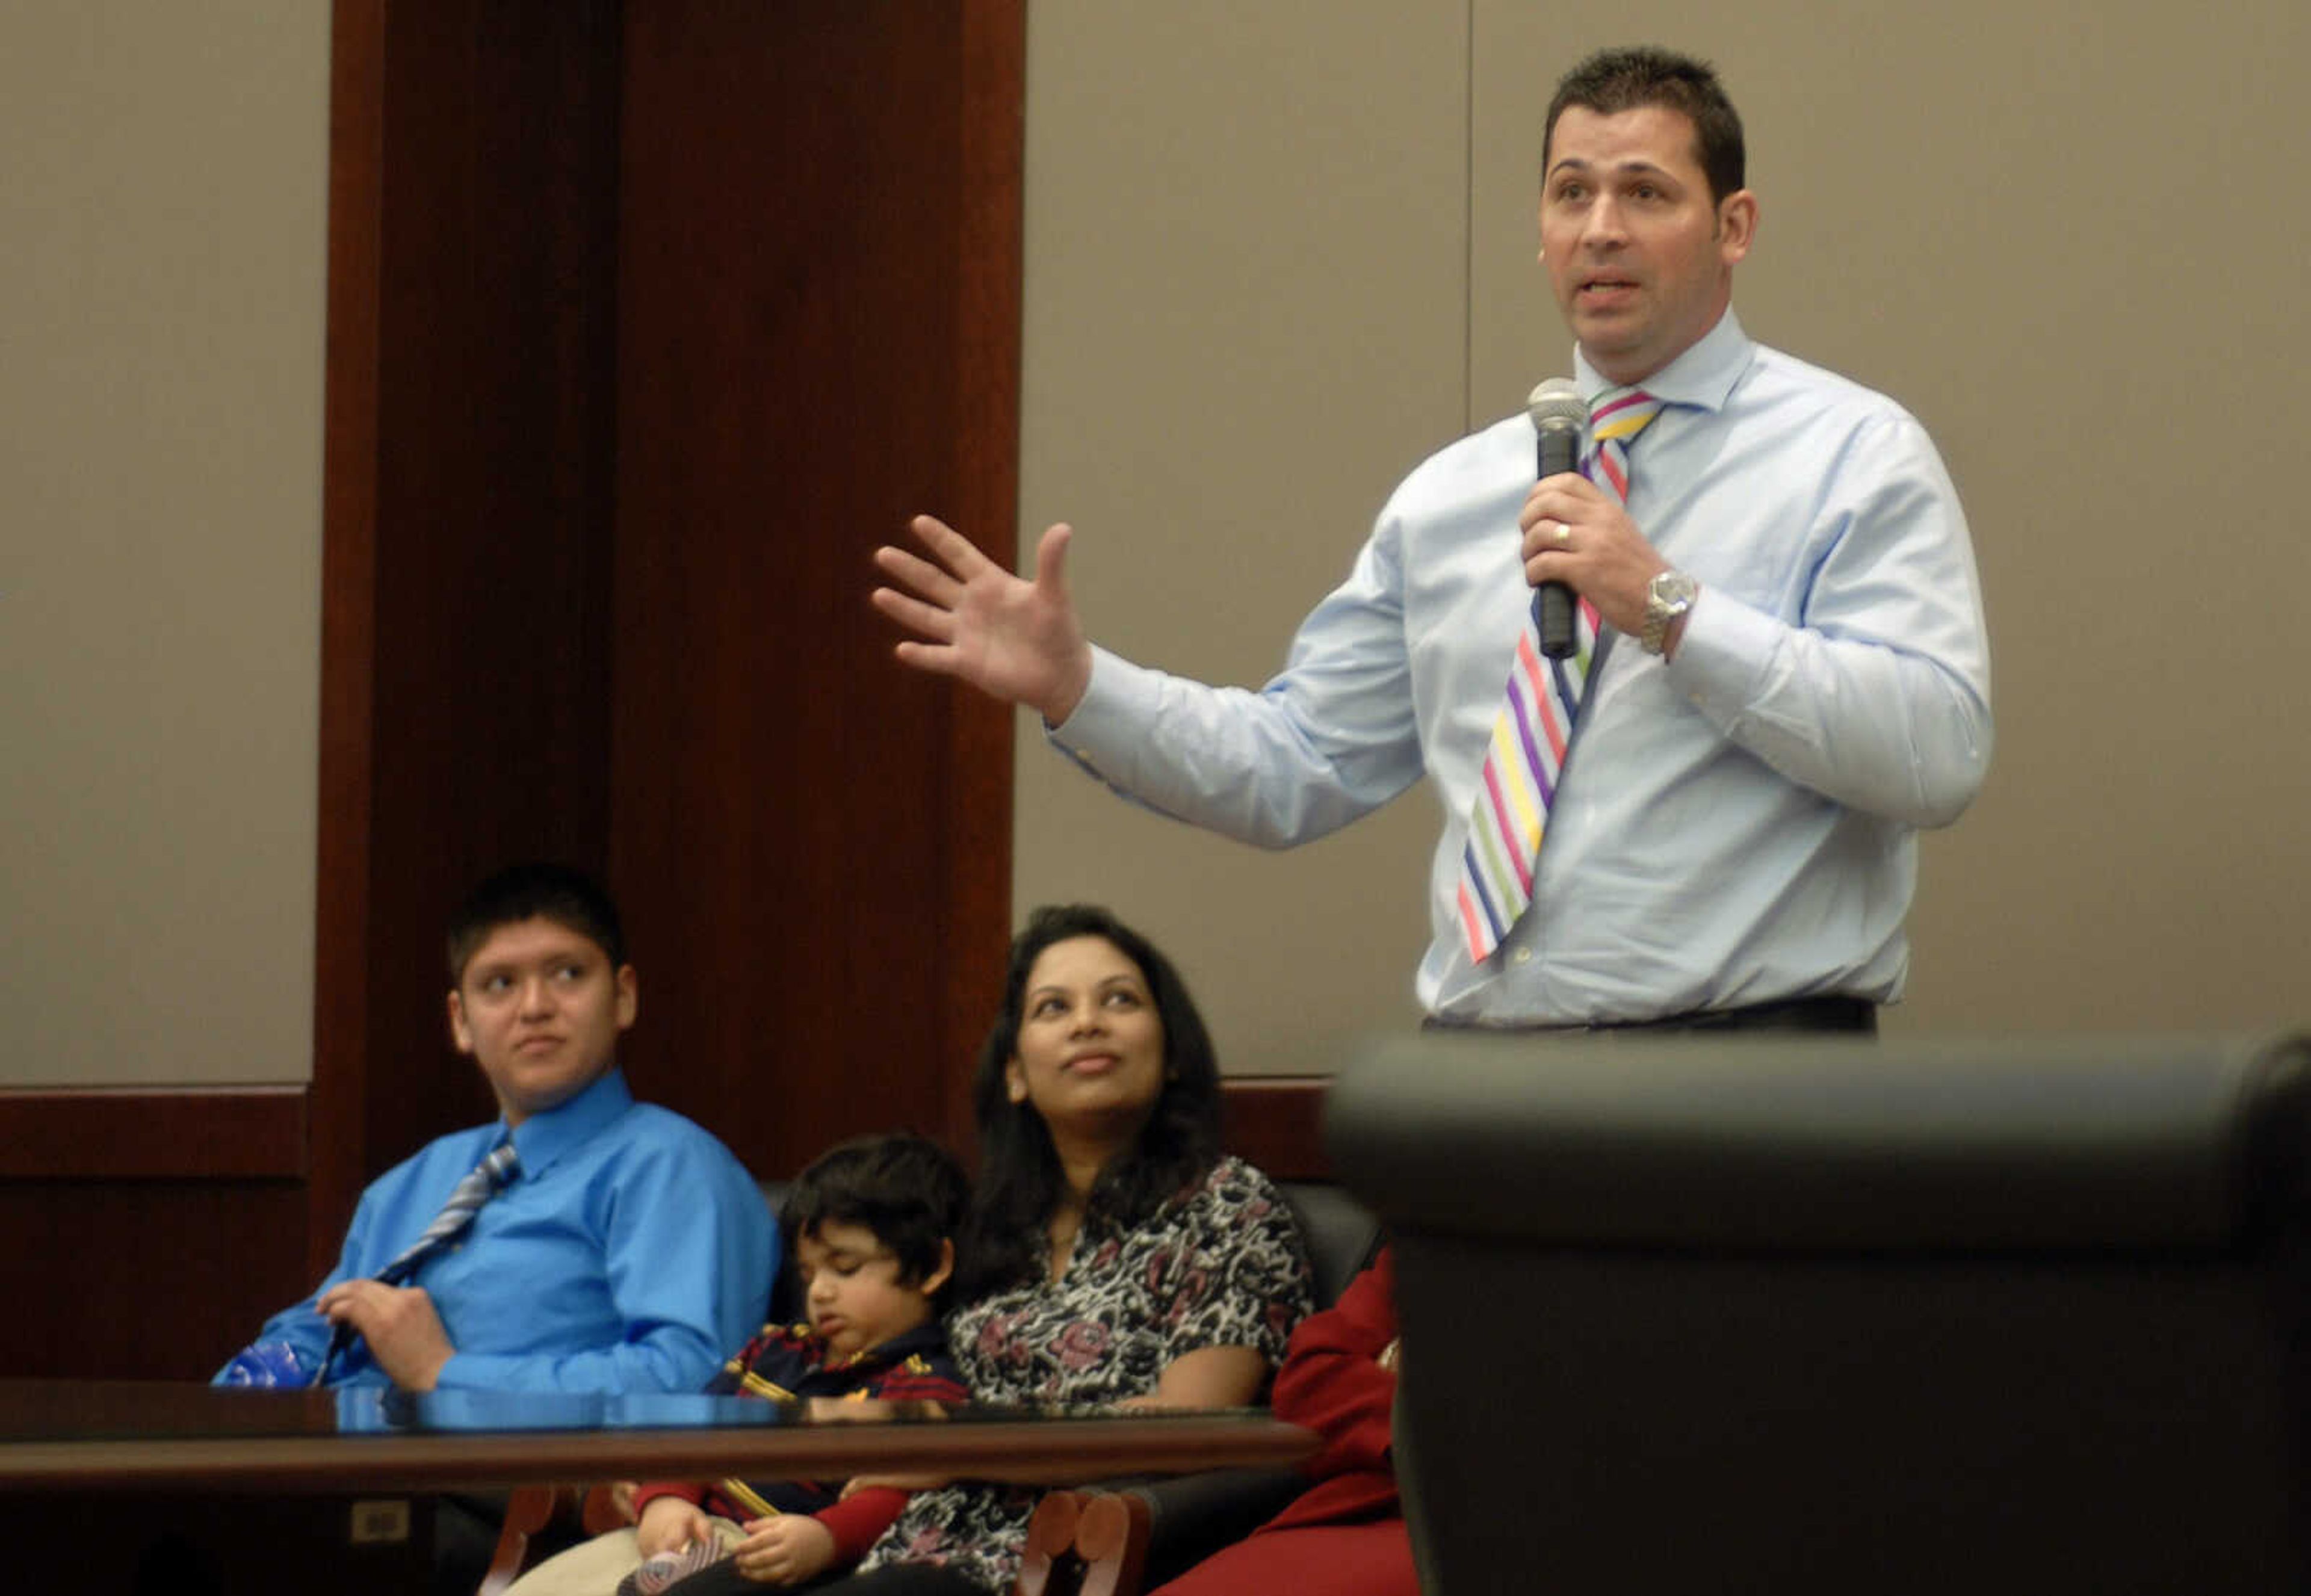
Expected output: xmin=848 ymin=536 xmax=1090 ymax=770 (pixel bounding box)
xmin=1453 ymin=387 xmax=1665 ymax=964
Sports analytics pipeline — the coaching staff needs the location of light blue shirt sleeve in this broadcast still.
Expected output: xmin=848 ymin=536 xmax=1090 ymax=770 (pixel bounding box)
xmin=1665 ymin=406 xmax=1990 ymax=828
xmin=1052 ymin=512 xmax=1427 ymax=849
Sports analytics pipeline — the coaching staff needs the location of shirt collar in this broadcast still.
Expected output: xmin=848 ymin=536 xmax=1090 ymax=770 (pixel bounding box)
xmin=1573 ymin=307 xmax=1753 ymax=414
xmin=504 ymin=1065 xmax=632 ymax=1177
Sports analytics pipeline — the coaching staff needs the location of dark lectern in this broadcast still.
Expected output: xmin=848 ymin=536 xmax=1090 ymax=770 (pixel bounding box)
xmin=1328 ymin=1032 xmax=2311 ymax=1594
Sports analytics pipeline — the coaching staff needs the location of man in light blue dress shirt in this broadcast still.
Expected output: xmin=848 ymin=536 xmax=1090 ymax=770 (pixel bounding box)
xmin=872 ymin=47 xmax=1991 ymax=1032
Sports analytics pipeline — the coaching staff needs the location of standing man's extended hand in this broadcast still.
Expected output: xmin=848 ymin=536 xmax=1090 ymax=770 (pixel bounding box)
xmin=871 ymin=516 xmax=1094 ymax=725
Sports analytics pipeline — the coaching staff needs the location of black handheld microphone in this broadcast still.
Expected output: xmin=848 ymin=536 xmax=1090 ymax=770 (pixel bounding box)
xmin=1527 ymin=378 xmax=1591 ymax=659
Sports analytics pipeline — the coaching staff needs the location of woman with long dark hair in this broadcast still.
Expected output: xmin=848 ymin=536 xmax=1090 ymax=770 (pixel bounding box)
xmin=664 ymin=904 xmax=1312 ymax=1596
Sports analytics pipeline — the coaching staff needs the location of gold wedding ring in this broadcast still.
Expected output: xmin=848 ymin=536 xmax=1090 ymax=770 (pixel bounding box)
xmin=1553 ymin=521 xmax=1572 ymax=546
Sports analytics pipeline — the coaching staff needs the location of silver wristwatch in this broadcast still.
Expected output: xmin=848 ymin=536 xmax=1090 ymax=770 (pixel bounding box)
xmin=1641 ymin=570 xmax=1698 ymax=656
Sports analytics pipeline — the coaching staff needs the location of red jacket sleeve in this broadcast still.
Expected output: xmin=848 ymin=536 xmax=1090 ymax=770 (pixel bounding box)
xmin=812 ymin=1486 xmax=911 ymax=1562
xmin=1268 ymin=1246 xmax=1398 ymax=1480
xmin=630 ymin=1479 xmax=710 ymax=1515
xmin=808 ymin=1366 xmax=967 ymax=1558
xmin=865 ymin=1368 xmax=969 ymax=1403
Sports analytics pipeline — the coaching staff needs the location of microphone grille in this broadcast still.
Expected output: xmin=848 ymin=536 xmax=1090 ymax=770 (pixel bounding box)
xmin=1527 ymin=377 xmax=1589 ymax=431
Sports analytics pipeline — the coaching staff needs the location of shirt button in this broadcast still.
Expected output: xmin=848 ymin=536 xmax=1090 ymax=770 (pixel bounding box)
xmin=1512 ymin=947 xmax=1533 ymax=965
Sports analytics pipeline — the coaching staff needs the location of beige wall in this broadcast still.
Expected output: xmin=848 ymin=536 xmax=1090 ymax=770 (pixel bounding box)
xmin=1012 ymin=2 xmax=1464 ymax=1070
xmin=0 ymin=2 xmax=327 ymax=1086
xmin=12 ymin=3 xmax=2307 ymax=1091
xmin=1017 ymin=0 xmax=2311 ymax=1074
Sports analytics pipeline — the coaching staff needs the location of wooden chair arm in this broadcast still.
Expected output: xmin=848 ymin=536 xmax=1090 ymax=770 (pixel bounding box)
xmin=583 ymin=1482 xmax=640 ymax=1537
xmin=1013 ymin=1488 xmax=1154 ymax=1596
xmin=475 ymin=1483 xmax=591 ymax=1596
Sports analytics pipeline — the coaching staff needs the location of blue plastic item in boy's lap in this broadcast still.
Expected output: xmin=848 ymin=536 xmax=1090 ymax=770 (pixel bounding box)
xmin=218 ymin=1340 xmax=318 ymax=1388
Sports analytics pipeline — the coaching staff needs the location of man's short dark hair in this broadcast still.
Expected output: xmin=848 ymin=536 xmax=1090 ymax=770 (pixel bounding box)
xmin=445 ymin=862 xmax=626 ymax=985
xmin=782 ymin=1131 xmax=968 ymax=1306
xmin=1544 ymin=46 xmax=1745 ymax=206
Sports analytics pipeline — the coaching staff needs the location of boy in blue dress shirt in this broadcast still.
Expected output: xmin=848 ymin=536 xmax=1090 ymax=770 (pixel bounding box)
xmin=217 ymin=862 xmax=776 ymax=1394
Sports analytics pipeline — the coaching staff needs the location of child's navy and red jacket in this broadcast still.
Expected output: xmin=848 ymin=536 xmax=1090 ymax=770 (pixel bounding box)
xmin=631 ymin=1319 xmax=967 ymax=1562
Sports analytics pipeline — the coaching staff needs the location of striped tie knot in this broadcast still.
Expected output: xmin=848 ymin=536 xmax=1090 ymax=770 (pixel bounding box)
xmin=1582 ymin=388 xmax=1664 ymax=503
xmin=1588 ymin=386 xmax=1663 ymax=442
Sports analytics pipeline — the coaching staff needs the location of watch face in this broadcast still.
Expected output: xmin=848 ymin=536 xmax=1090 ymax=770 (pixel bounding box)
xmin=1642 ymin=571 xmax=1697 ymax=654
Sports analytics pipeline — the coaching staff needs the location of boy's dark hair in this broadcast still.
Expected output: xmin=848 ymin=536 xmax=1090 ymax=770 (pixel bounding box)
xmin=445 ymin=862 xmax=626 ymax=985
xmin=782 ymin=1132 xmax=969 ymax=1308
xmin=956 ymin=904 xmax=1224 ymax=1304
xmin=1544 ymin=45 xmax=1746 ymax=205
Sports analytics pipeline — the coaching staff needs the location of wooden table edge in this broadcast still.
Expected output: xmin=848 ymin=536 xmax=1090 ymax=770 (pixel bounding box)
xmin=0 ymin=1414 xmax=1318 ymax=1494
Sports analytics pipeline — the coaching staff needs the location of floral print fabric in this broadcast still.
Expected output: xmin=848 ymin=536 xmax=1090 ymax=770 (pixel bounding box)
xmin=855 ymin=1156 xmax=1313 ymax=1592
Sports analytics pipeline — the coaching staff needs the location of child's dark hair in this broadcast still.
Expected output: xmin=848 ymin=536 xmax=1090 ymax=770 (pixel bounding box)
xmin=445 ymin=861 xmax=626 ymax=984
xmin=782 ymin=1131 xmax=968 ymax=1307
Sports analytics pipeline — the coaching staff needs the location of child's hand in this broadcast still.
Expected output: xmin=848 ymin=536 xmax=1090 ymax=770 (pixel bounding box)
xmin=605 ymin=1480 xmax=640 ymax=1524
xmin=635 ymin=1496 xmax=714 ymax=1558
xmin=732 ymin=1515 xmax=837 ymax=1585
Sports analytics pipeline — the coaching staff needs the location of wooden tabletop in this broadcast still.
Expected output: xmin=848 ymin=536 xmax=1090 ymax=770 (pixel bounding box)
xmin=0 ymin=1379 xmax=1316 ymax=1494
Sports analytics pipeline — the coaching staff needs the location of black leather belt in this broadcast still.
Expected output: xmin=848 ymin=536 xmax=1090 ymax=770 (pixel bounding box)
xmin=1428 ymin=994 xmax=1878 ymax=1036
xmin=1592 ymin=994 xmax=1877 ymax=1035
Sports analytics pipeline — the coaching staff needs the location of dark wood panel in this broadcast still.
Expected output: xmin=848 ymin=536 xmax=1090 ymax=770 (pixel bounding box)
xmin=0 ymin=1092 xmax=312 ymax=1377
xmin=1220 ymin=1077 xmax=1333 ymax=1181
xmin=0 ymin=1089 xmax=305 ymax=1181
xmin=0 ymin=1183 xmax=309 ymax=1381
xmin=606 ymin=1 xmax=1021 ymax=1177
xmin=315 ymin=0 xmax=626 ymax=1269
xmin=939 ymin=0 xmax=1029 ymax=1160
xmin=313 ymin=0 xmax=388 ymax=1282
xmin=315 ymin=0 xmax=1021 ymax=1214
xmin=359 ymin=0 xmax=625 ymax=1176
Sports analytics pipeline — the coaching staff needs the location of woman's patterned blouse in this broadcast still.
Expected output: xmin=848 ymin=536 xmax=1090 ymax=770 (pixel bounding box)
xmin=853 ymin=1155 xmax=1313 ymax=1592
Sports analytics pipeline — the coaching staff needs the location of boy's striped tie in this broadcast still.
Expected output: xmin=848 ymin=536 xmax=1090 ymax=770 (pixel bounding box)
xmin=317 ymin=1139 xmax=520 ymax=1380
xmin=378 ymin=1139 xmax=521 ymax=1285
xmin=1452 ymin=388 xmax=1665 ymax=965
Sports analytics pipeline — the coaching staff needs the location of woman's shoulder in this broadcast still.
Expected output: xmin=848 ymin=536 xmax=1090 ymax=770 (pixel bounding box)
xmin=1186 ymin=1153 xmax=1290 ymax=1207
xmin=1164 ymin=1155 xmax=1304 ymax=1247
xmin=1154 ymin=1156 xmax=1316 ymax=1335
